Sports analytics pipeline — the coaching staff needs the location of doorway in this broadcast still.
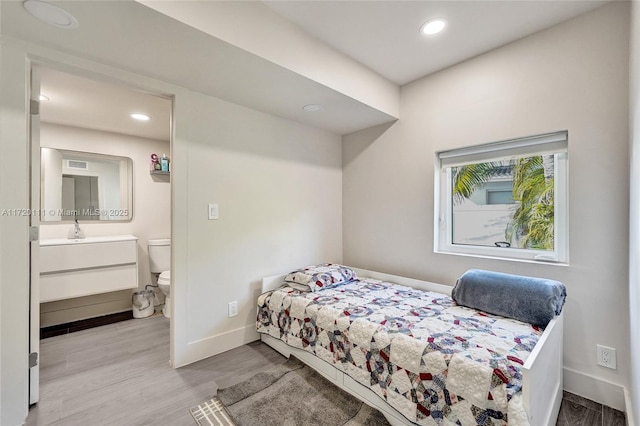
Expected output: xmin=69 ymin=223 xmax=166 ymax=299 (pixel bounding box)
xmin=29 ymin=64 xmax=173 ymax=405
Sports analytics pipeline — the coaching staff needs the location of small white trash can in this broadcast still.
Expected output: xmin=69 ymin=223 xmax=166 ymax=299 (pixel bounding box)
xmin=132 ymin=289 xmax=155 ymax=318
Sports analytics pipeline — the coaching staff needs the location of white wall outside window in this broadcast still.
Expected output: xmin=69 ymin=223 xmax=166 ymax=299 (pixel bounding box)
xmin=434 ymin=131 xmax=568 ymax=264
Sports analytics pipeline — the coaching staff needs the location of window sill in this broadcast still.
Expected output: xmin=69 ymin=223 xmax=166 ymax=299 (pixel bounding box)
xmin=433 ymin=249 xmax=569 ymax=267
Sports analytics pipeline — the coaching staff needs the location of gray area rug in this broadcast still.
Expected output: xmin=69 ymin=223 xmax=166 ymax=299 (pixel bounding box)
xmin=213 ymin=356 xmax=391 ymax=426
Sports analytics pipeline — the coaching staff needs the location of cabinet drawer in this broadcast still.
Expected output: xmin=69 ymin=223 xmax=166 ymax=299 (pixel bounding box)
xmin=40 ymin=264 xmax=138 ymax=303
xmin=40 ymin=240 xmax=137 ymax=273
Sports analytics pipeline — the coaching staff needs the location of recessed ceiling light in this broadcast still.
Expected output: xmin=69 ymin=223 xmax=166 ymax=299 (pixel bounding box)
xmin=303 ymin=104 xmax=323 ymax=112
xmin=131 ymin=113 xmax=151 ymax=121
xmin=421 ymin=18 xmax=447 ymax=36
xmin=23 ymin=0 xmax=79 ymax=29
xmin=39 ymin=94 xmax=49 ymax=102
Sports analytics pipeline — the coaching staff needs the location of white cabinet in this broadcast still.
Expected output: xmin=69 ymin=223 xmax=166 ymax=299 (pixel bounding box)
xmin=40 ymin=235 xmax=138 ymax=302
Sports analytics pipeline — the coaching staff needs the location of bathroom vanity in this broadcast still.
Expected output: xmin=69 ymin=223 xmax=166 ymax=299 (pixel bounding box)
xmin=39 ymin=235 xmax=138 ymax=302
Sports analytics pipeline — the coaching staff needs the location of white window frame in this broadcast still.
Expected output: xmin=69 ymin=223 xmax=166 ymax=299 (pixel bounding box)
xmin=434 ymin=131 xmax=569 ymax=264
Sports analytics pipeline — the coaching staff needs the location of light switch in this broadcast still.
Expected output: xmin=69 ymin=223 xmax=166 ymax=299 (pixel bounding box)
xmin=208 ymin=203 xmax=219 ymax=220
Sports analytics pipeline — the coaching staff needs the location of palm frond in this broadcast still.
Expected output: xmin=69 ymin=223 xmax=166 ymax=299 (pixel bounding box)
xmin=452 ymin=161 xmax=511 ymax=204
xmin=507 ymin=155 xmax=555 ymax=249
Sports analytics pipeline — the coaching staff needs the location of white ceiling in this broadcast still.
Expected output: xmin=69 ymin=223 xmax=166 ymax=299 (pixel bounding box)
xmin=38 ymin=66 xmax=172 ymax=142
xmin=1 ymin=0 xmax=395 ymax=136
xmin=265 ymin=1 xmax=611 ymax=85
xmin=2 ymin=0 xmax=612 ymax=139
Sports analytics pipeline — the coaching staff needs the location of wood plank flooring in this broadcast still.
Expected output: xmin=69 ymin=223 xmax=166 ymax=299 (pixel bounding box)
xmin=26 ymin=315 xmax=286 ymax=426
xmin=26 ymin=315 xmax=626 ymax=426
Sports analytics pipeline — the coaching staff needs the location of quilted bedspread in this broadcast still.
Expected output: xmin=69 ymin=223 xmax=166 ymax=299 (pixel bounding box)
xmin=256 ymin=278 xmax=543 ymax=425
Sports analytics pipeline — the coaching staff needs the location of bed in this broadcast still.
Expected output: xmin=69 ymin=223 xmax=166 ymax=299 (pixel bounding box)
xmin=257 ymin=266 xmax=564 ymax=426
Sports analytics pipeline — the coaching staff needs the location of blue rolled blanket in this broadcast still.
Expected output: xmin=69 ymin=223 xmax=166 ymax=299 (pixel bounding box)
xmin=451 ymin=269 xmax=566 ymax=327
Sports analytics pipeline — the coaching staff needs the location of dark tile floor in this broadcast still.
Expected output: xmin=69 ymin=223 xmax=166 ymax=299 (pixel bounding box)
xmin=557 ymin=391 xmax=625 ymax=426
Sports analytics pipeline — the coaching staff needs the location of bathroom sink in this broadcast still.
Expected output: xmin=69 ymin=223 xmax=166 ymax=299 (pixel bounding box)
xmin=40 ymin=235 xmax=137 ymax=246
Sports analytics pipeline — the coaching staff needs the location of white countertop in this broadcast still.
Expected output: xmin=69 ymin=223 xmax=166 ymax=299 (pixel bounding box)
xmin=40 ymin=235 xmax=138 ymax=246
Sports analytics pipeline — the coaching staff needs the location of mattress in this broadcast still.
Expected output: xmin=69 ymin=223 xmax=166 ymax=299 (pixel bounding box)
xmin=256 ymin=277 xmax=543 ymax=425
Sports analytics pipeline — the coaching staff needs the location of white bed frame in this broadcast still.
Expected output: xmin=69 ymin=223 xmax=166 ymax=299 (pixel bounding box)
xmin=260 ymin=267 xmax=564 ymax=426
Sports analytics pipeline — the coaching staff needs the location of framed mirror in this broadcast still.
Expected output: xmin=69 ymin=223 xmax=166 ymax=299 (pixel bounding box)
xmin=41 ymin=148 xmax=133 ymax=222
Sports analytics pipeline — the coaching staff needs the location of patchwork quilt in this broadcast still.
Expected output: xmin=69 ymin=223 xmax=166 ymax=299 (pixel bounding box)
xmin=256 ymin=278 xmax=543 ymax=426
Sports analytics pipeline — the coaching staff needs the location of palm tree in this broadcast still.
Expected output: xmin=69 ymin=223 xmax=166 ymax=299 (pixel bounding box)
xmin=506 ymin=156 xmax=554 ymax=249
xmin=451 ymin=155 xmax=554 ymax=249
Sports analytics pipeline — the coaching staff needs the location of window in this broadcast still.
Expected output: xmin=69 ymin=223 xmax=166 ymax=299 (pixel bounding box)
xmin=486 ymin=190 xmax=514 ymax=205
xmin=435 ymin=131 xmax=568 ymax=263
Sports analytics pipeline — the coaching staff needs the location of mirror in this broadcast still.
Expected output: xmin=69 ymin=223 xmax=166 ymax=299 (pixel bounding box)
xmin=41 ymin=148 xmax=133 ymax=222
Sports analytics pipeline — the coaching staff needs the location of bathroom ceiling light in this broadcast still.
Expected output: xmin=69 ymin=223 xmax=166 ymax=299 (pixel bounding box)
xmin=421 ymin=18 xmax=447 ymax=36
xmin=39 ymin=94 xmax=49 ymax=101
xmin=303 ymin=104 xmax=323 ymax=112
xmin=131 ymin=113 xmax=151 ymax=121
xmin=23 ymin=0 xmax=79 ymax=29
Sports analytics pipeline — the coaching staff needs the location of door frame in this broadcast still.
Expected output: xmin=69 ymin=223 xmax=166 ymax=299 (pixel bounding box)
xmin=0 ymin=36 xmax=181 ymax=425
xmin=28 ymin=65 xmax=41 ymax=405
xmin=26 ymin=55 xmax=176 ymax=405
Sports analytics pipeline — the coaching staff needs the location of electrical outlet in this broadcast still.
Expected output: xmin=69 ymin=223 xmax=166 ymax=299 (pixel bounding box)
xmin=597 ymin=345 xmax=617 ymax=369
xmin=228 ymin=301 xmax=238 ymax=318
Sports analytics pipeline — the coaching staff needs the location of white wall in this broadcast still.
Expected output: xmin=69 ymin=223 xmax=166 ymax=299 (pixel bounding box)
xmin=0 ymin=40 xmax=30 ymax=426
xmin=171 ymin=90 xmax=342 ymax=365
xmin=0 ymin=33 xmax=343 ymax=424
xmin=38 ymin=123 xmax=170 ymax=325
xmin=344 ymin=2 xmax=630 ymax=411
xmin=629 ymin=0 xmax=640 ymax=422
xmin=41 ymin=148 xmax=62 ymax=219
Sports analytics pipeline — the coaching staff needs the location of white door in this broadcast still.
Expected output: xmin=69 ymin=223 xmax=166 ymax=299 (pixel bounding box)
xmin=29 ymin=66 xmax=41 ymax=405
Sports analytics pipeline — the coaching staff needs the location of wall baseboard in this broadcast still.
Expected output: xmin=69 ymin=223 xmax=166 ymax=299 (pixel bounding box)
xmin=624 ymin=387 xmax=635 ymax=426
xmin=563 ymin=367 xmax=626 ymax=412
xmin=40 ymin=310 xmax=133 ymax=339
xmin=176 ymin=325 xmax=259 ymax=367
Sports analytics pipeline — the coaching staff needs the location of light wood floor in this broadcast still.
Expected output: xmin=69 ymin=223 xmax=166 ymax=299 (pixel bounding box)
xmin=26 ymin=315 xmax=286 ymax=426
xmin=26 ymin=315 xmax=625 ymax=426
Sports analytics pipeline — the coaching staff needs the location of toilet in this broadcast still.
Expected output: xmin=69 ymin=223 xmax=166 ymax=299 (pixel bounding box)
xmin=148 ymin=238 xmax=171 ymax=318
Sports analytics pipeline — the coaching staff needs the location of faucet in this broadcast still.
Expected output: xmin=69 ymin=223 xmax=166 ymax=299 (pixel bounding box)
xmin=71 ymin=218 xmax=85 ymax=239
xmin=74 ymin=219 xmax=81 ymax=238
